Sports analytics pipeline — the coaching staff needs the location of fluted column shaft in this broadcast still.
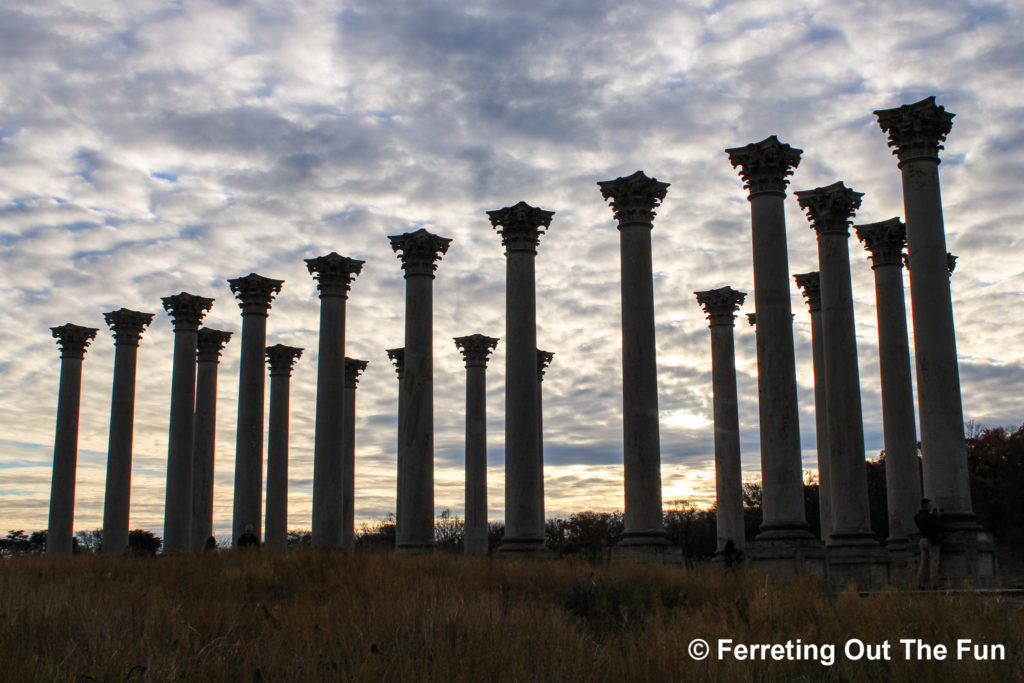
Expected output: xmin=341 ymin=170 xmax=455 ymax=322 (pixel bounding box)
xmin=536 ymin=350 xmax=553 ymax=527
xmin=342 ymin=358 xmax=367 ymax=550
xmin=456 ymin=335 xmax=498 ymax=557
xmin=387 ymin=348 xmax=406 ymax=531
xmin=264 ymin=345 xmax=302 ymax=550
xmin=192 ymin=329 xmax=232 ymax=548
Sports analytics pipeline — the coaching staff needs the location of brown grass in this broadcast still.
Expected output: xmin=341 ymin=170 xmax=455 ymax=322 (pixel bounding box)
xmin=1 ymin=550 xmax=1021 ymax=681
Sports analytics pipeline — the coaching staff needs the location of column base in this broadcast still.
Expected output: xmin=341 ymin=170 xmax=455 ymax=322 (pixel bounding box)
xmin=825 ymin=534 xmax=889 ymax=591
xmin=933 ymin=513 xmax=999 ymax=588
xmin=396 ymin=542 xmax=434 ymax=555
xmin=755 ymin=522 xmax=816 ymax=542
xmin=886 ymin=535 xmax=912 ymax=576
xmin=497 ymin=536 xmax=547 ymax=558
xmin=747 ymin=537 xmax=826 ymax=579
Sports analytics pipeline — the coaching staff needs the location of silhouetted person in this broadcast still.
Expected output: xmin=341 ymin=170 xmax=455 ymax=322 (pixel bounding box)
xmin=237 ymin=524 xmax=260 ymax=550
xmin=722 ymin=539 xmax=743 ymax=568
xmin=204 ymin=535 xmax=218 ymax=551
xmin=914 ymin=498 xmax=943 ymax=588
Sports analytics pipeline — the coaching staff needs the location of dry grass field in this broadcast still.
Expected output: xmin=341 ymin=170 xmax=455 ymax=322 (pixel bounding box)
xmin=1 ymin=550 xmax=1021 ymax=682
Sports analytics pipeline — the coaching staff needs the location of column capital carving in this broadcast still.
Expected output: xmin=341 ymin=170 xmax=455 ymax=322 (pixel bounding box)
xmin=947 ymin=252 xmax=958 ymax=277
xmin=344 ymin=357 xmax=369 ymax=388
xmin=266 ymin=344 xmax=303 ymax=376
xmin=197 ymin=328 xmax=233 ymax=362
xmin=388 ymin=228 xmax=452 ymax=278
xmin=725 ymin=135 xmax=802 ymax=197
xmin=454 ymin=334 xmax=498 ymax=369
xmin=596 ymin=170 xmax=669 ymax=225
xmin=161 ymin=292 xmax=214 ymax=331
xmin=746 ymin=313 xmax=757 ymax=327
xmin=103 ymin=308 xmax=155 ymax=346
xmin=486 ymin=201 xmax=554 ymax=253
xmin=51 ymin=323 xmax=99 ymax=359
xmin=874 ymin=96 xmax=954 ymax=165
xmin=537 ymin=349 xmax=554 ymax=381
xmin=305 ymin=252 xmax=364 ymax=298
xmin=793 ymin=272 xmax=822 ymax=312
xmin=228 ymin=273 xmax=284 ymax=314
xmin=795 ymin=181 xmax=863 ymax=236
xmin=854 ymin=217 xmax=906 ymax=269
xmin=694 ymin=286 xmax=746 ymax=327
xmin=386 ymin=347 xmax=405 ymax=379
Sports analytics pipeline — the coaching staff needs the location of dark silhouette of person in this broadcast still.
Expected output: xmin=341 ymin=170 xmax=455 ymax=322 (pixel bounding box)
xmin=914 ymin=498 xmax=943 ymax=588
xmin=237 ymin=524 xmax=260 ymax=550
xmin=721 ymin=539 xmax=743 ymax=567
xmin=204 ymin=535 xmax=218 ymax=551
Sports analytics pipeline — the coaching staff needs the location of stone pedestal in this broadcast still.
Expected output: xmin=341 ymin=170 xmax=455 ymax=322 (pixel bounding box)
xmin=387 ymin=347 xmax=405 ymax=533
xmin=306 ymin=253 xmax=363 ymax=547
xmin=854 ymin=218 xmax=921 ymax=568
xmin=100 ymin=309 xmax=154 ymax=555
xmin=695 ymin=287 xmax=746 ymax=555
xmin=229 ymin=273 xmax=283 ymax=544
xmin=161 ymin=292 xmax=214 ymax=554
xmin=793 ymin=273 xmax=833 ymax=542
xmin=455 ymin=335 xmax=499 ymax=557
xmin=598 ymin=171 xmax=672 ymax=552
xmin=875 ymin=96 xmax=995 ymax=586
xmin=192 ymin=328 xmax=232 ymax=549
xmin=264 ymin=344 xmax=302 ymax=551
xmin=488 ymin=202 xmax=553 ymax=555
xmin=342 ymin=357 xmax=368 ymax=550
xmin=390 ymin=229 xmax=451 ymax=553
xmin=47 ymin=324 xmax=99 ymax=556
xmin=726 ymin=137 xmax=816 ymax=573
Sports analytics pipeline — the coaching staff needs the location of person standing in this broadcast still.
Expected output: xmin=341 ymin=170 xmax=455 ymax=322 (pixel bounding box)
xmin=914 ymin=498 xmax=943 ymax=588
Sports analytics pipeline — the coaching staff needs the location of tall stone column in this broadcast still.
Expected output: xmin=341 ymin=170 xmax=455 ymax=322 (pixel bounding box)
xmin=100 ymin=309 xmax=154 ymax=555
xmin=536 ymin=349 xmax=554 ymax=526
xmin=793 ymin=273 xmax=833 ymax=542
xmin=342 ymin=357 xmax=368 ymax=550
xmin=387 ymin=347 xmax=405 ymax=531
xmin=306 ymin=253 xmax=363 ymax=548
xmin=228 ymin=273 xmax=284 ymax=544
xmin=47 ymin=324 xmax=99 ymax=556
xmin=488 ymin=202 xmax=553 ymax=554
xmin=597 ymin=171 xmax=672 ymax=554
xmin=695 ymin=287 xmax=747 ymax=555
xmin=796 ymin=181 xmax=886 ymax=588
xmin=192 ymin=328 xmax=232 ymax=549
xmin=854 ymin=218 xmax=921 ymax=564
xmin=264 ymin=344 xmax=302 ymax=550
xmin=390 ymin=229 xmax=452 ymax=553
xmin=162 ymin=292 xmax=214 ymax=554
xmin=726 ymin=138 xmax=817 ymax=575
xmin=455 ymin=335 xmax=498 ymax=557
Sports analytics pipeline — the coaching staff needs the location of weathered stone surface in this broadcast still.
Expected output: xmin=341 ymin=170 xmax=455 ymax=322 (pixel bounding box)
xmin=264 ymin=344 xmax=303 ymax=550
xmin=192 ymin=328 xmax=232 ymax=549
xmin=341 ymin=357 xmax=368 ymax=550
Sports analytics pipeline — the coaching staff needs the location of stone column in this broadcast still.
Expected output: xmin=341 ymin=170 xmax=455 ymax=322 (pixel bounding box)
xmin=264 ymin=344 xmax=302 ymax=551
xmin=695 ymin=287 xmax=747 ymax=555
xmin=536 ymin=349 xmax=553 ymax=526
xmin=386 ymin=347 xmax=405 ymax=531
xmin=228 ymin=273 xmax=283 ymax=544
xmin=597 ymin=171 xmax=672 ymax=554
xmin=797 ymin=182 xmax=886 ymax=588
xmin=390 ymin=229 xmax=452 ymax=553
xmin=726 ymin=138 xmax=817 ymax=574
xmin=306 ymin=253 xmax=363 ymax=547
xmin=455 ymin=335 xmax=498 ymax=557
xmin=161 ymin=292 xmax=214 ymax=554
xmin=46 ymin=324 xmax=99 ymax=556
xmin=854 ymin=218 xmax=921 ymax=564
xmin=100 ymin=309 xmax=154 ymax=555
xmin=192 ymin=328 xmax=232 ymax=549
xmin=793 ymin=273 xmax=833 ymax=542
xmin=488 ymin=202 xmax=553 ymax=554
xmin=342 ymin=357 xmax=368 ymax=550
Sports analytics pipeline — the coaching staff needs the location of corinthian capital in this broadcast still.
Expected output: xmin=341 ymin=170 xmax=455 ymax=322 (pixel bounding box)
xmin=266 ymin=344 xmax=303 ymax=376
xmin=228 ymin=273 xmax=284 ymax=314
xmin=103 ymin=308 xmax=155 ymax=346
xmin=795 ymin=181 xmax=863 ymax=236
xmin=388 ymin=228 xmax=452 ymax=278
xmin=874 ymin=96 xmax=954 ymax=164
xmin=305 ymin=252 xmax=364 ymax=298
xmin=197 ymin=328 xmax=233 ymax=362
xmin=487 ymin=201 xmax=554 ymax=254
xmin=597 ymin=170 xmax=669 ymax=225
xmin=51 ymin=323 xmax=99 ymax=359
xmin=386 ymin=347 xmax=405 ymax=379
xmin=725 ymin=135 xmax=802 ymax=197
xmin=454 ymin=334 xmax=498 ymax=369
xmin=161 ymin=292 xmax=214 ymax=331
xmin=537 ymin=349 xmax=554 ymax=381
xmin=793 ymin=272 xmax=822 ymax=312
xmin=694 ymin=286 xmax=746 ymax=327
xmin=854 ymin=218 xmax=906 ymax=269
xmin=344 ymin=357 xmax=369 ymax=388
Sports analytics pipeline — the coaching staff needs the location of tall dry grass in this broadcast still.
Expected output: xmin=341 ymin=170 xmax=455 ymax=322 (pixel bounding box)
xmin=1 ymin=550 xmax=1020 ymax=681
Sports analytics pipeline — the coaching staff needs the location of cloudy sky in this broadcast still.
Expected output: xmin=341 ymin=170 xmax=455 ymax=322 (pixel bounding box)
xmin=1 ymin=0 xmax=1021 ymax=539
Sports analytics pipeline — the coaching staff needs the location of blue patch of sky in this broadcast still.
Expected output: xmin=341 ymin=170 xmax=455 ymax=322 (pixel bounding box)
xmin=73 ymin=150 xmax=102 ymax=184
xmin=1 ymin=196 xmax=38 ymax=213
xmin=254 ymin=83 xmax=274 ymax=99
xmin=339 ymin=8 xmax=363 ymax=30
xmin=151 ymin=171 xmax=178 ymax=182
